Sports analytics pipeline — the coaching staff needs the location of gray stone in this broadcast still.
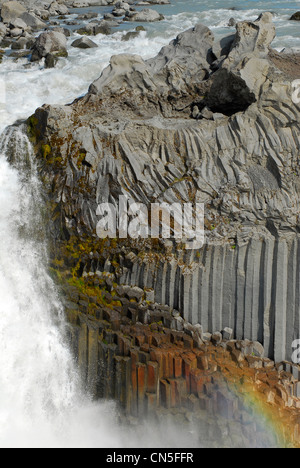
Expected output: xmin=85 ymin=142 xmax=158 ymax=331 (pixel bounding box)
xmin=127 ymin=286 xmax=144 ymax=300
xmin=31 ymin=30 xmax=67 ymax=61
xmin=1 ymin=1 xmax=26 ymax=24
xmin=20 ymin=12 xmax=46 ymax=30
xmin=48 ymin=2 xmax=69 ymax=16
xmin=10 ymin=18 xmax=28 ymax=30
xmin=124 ymin=8 xmax=164 ymax=22
xmin=44 ymin=52 xmax=58 ymax=68
xmin=10 ymin=27 xmax=22 ymax=37
xmin=71 ymin=37 xmax=98 ymax=49
xmin=0 ymin=22 xmax=7 ymax=36
xmin=290 ymin=12 xmax=300 ymax=21
xmin=222 ymin=327 xmax=233 ymax=341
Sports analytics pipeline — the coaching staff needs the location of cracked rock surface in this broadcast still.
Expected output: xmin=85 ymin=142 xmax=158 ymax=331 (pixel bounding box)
xmin=29 ymin=13 xmax=300 ymax=361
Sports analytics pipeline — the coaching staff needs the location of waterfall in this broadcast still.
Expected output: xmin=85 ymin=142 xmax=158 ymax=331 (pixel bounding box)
xmin=0 ymin=125 xmax=121 ymax=448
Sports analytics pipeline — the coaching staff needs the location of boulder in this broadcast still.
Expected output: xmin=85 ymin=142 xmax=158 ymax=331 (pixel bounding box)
xmin=0 ymin=1 xmax=26 ymax=24
xmin=48 ymin=2 xmax=69 ymax=16
xmin=11 ymin=37 xmax=28 ymax=49
xmin=72 ymin=0 xmax=89 ymax=6
xmin=124 ymin=8 xmax=164 ymax=22
xmin=71 ymin=37 xmax=98 ymax=49
xmin=221 ymin=328 xmax=233 ymax=341
xmin=290 ymin=12 xmax=300 ymax=21
xmin=138 ymin=0 xmax=170 ymax=3
xmin=121 ymin=30 xmax=140 ymax=41
xmin=76 ymin=12 xmax=98 ymax=20
xmin=20 ymin=12 xmax=46 ymax=30
xmin=38 ymin=10 xmax=51 ymax=21
xmin=0 ymin=22 xmax=7 ymax=37
xmin=10 ymin=27 xmax=23 ymax=37
xmin=10 ymin=18 xmax=28 ymax=31
xmin=44 ymin=52 xmax=58 ymax=68
xmin=76 ymin=21 xmax=112 ymax=36
xmin=31 ymin=30 xmax=67 ymax=61
xmin=51 ymin=27 xmax=71 ymax=37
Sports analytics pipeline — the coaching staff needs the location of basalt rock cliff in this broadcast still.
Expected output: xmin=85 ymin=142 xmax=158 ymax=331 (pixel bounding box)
xmin=29 ymin=13 xmax=300 ymax=363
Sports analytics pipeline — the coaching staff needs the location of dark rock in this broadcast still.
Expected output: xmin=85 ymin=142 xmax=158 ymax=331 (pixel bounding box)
xmin=290 ymin=12 xmax=300 ymax=21
xmin=44 ymin=52 xmax=58 ymax=68
xmin=71 ymin=37 xmax=98 ymax=49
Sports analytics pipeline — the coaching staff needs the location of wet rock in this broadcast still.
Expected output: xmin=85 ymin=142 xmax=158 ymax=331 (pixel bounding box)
xmin=51 ymin=27 xmax=71 ymax=37
xmin=48 ymin=2 xmax=69 ymax=16
xmin=31 ymin=30 xmax=67 ymax=61
xmin=290 ymin=12 xmax=300 ymax=21
xmin=39 ymin=10 xmax=51 ymax=21
xmin=71 ymin=37 xmax=98 ymax=49
xmin=44 ymin=52 xmax=58 ymax=68
xmin=77 ymin=12 xmax=98 ymax=20
xmin=11 ymin=37 xmax=28 ymax=49
xmin=20 ymin=12 xmax=46 ymax=30
xmin=76 ymin=21 xmax=112 ymax=36
xmin=122 ymin=30 xmax=140 ymax=41
xmin=124 ymin=8 xmax=164 ymax=22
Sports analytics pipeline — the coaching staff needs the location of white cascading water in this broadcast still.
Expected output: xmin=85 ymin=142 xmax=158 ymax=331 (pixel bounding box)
xmin=0 ymin=125 xmax=124 ymax=448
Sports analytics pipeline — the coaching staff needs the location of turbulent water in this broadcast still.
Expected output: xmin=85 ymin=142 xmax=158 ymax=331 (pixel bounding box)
xmin=0 ymin=0 xmax=298 ymax=448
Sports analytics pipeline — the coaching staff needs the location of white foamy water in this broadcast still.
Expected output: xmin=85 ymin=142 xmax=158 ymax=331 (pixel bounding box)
xmin=0 ymin=127 xmax=121 ymax=448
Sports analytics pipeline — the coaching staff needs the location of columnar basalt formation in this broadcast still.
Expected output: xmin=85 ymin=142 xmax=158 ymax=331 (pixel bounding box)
xmin=28 ymin=14 xmax=300 ymax=364
xmin=61 ymin=273 xmax=300 ymax=448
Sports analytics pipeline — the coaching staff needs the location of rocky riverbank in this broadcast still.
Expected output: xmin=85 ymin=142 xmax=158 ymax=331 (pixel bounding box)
xmin=0 ymin=0 xmax=169 ymax=63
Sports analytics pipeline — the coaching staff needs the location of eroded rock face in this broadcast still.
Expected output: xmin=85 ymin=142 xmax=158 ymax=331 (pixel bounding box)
xmin=28 ymin=14 xmax=300 ymax=361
